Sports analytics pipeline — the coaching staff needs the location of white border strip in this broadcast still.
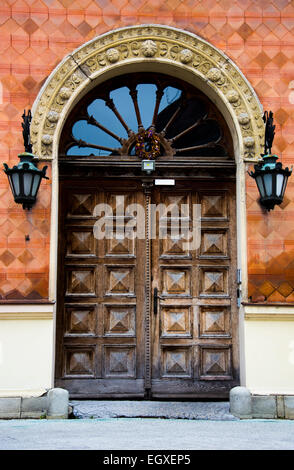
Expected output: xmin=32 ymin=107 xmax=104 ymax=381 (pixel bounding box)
xmin=0 ymin=304 xmax=54 ymax=320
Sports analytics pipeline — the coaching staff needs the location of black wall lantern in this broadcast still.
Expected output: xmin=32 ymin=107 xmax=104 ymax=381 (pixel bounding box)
xmin=3 ymin=110 xmax=48 ymax=210
xmin=249 ymin=111 xmax=292 ymax=211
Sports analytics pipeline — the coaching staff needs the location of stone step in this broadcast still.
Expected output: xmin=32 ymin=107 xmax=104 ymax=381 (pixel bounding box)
xmin=70 ymin=400 xmax=238 ymax=421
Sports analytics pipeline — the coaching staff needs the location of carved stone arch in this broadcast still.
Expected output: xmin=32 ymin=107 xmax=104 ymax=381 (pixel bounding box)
xmin=31 ymin=25 xmax=264 ymax=163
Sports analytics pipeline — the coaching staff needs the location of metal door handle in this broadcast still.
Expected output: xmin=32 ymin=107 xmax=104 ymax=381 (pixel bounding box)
xmin=154 ymin=287 xmax=158 ymax=315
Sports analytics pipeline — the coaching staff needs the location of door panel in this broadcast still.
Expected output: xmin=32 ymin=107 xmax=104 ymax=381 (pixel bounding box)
xmin=151 ymin=181 xmax=238 ymax=398
xmin=56 ymin=180 xmax=146 ymax=398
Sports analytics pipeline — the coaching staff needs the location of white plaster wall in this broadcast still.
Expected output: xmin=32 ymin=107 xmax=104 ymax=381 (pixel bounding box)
xmin=245 ymin=319 xmax=294 ymax=394
xmin=0 ymin=319 xmax=53 ymax=393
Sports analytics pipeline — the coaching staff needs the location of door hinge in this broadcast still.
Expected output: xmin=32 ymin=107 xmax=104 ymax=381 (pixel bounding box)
xmin=237 ymin=287 xmax=241 ymax=308
xmin=237 ymin=269 xmax=242 ymax=307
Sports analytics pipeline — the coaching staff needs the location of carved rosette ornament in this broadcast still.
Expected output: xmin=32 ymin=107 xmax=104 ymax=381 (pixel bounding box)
xmin=227 ymin=90 xmax=239 ymax=104
xmin=59 ymin=87 xmax=71 ymax=101
xmin=47 ymin=111 xmax=59 ymax=123
xmin=141 ymin=40 xmax=157 ymax=57
xmin=106 ymin=48 xmax=119 ymax=63
xmin=207 ymin=67 xmax=222 ymax=82
xmin=30 ymin=25 xmax=264 ymax=161
xmin=238 ymin=113 xmax=250 ymax=125
xmin=42 ymin=134 xmax=53 ymax=145
xmin=243 ymin=136 xmax=255 ymax=158
xmin=180 ymin=49 xmax=193 ymax=64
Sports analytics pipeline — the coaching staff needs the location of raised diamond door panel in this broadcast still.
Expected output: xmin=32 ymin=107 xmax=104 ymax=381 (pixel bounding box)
xmin=161 ymin=267 xmax=191 ymax=297
xmin=200 ymin=229 xmax=228 ymax=258
xmin=65 ymin=266 xmax=96 ymax=297
xmin=199 ymin=267 xmax=229 ymax=297
xmin=160 ymin=227 xmax=191 ymax=258
xmin=199 ymin=346 xmax=233 ymax=380
xmin=64 ymin=304 xmax=97 ymax=336
xmin=104 ymin=346 xmax=136 ymax=378
xmin=66 ymin=228 xmax=96 ymax=257
xmin=199 ymin=306 xmax=231 ymax=338
xmin=200 ymin=192 xmax=228 ymax=219
xmin=67 ymin=193 xmax=95 ymax=217
xmin=105 ymin=266 xmax=135 ymax=296
xmin=160 ymin=306 xmax=192 ymax=338
xmin=104 ymin=305 xmax=136 ymax=337
xmin=106 ymin=232 xmax=135 ymax=257
xmin=161 ymin=347 xmax=192 ymax=378
xmin=64 ymin=347 xmax=95 ymax=377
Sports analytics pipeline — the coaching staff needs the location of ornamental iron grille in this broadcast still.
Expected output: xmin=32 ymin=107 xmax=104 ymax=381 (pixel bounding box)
xmin=59 ymin=73 xmax=233 ymax=160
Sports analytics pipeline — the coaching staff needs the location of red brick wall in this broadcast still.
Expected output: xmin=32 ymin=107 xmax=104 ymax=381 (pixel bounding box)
xmin=0 ymin=0 xmax=293 ymax=301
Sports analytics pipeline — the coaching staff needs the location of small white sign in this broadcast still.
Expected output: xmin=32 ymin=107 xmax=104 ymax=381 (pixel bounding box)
xmin=155 ymin=179 xmax=175 ymax=186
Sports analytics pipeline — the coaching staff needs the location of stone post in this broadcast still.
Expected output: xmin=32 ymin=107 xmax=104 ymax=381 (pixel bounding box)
xmin=47 ymin=388 xmax=69 ymax=419
xmin=230 ymin=386 xmax=252 ymax=419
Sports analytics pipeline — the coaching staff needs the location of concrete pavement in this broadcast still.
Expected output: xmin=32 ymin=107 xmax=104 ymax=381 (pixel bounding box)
xmin=0 ymin=417 xmax=294 ymax=450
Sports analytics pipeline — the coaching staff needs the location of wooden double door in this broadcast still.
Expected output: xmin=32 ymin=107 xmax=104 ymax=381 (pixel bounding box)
xmin=56 ymin=178 xmax=239 ymax=398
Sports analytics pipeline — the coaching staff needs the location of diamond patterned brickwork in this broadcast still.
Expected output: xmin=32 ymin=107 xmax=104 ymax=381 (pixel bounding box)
xmin=0 ymin=162 xmax=51 ymax=300
xmin=1 ymin=1 xmax=294 ymax=301
xmin=247 ymin=171 xmax=294 ymax=303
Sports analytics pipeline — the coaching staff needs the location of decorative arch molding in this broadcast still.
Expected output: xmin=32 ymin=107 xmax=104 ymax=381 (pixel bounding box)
xmin=31 ymin=25 xmax=264 ymax=162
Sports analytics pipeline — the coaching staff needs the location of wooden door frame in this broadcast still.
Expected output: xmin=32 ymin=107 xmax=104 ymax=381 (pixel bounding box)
xmin=54 ymin=163 xmax=241 ymax=397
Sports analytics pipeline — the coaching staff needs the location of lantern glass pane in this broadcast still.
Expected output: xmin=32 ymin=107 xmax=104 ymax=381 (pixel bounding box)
xmin=23 ymin=172 xmax=33 ymax=196
xmin=7 ymin=175 xmax=15 ymax=198
xmin=256 ymin=175 xmax=265 ymax=198
xmin=11 ymin=172 xmax=20 ymax=196
xmin=31 ymin=174 xmax=41 ymax=197
xmin=276 ymin=173 xmax=284 ymax=197
xmin=263 ymin=173 xmax=272 ymax=197
xmin=281 ymin=176 xmax=288 ymax=198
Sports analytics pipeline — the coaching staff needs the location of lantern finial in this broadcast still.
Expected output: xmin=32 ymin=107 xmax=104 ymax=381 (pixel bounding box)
xmin=263 ymin=110 xmax=275 ymax=155
xmin=22 ymin=109 xmax=32 ymax=153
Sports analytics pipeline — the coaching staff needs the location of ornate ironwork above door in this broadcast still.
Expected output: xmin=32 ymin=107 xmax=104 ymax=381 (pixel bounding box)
xmin=59 ymin=73 xmax=233 ymax=160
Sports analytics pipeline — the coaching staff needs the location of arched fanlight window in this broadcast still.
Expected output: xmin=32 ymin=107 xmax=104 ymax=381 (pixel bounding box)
xmin=59 ymin=73 xmax=233 ymax=159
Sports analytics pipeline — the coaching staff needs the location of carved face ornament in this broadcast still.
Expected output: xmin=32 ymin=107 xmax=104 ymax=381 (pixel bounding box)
xmin=180 ymin=49 xmax=193 ymax=64
xmin=106 ymin=48 xmax=119 ymax=64
xmin=141 ymin=40 xmax=157 ymax=57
